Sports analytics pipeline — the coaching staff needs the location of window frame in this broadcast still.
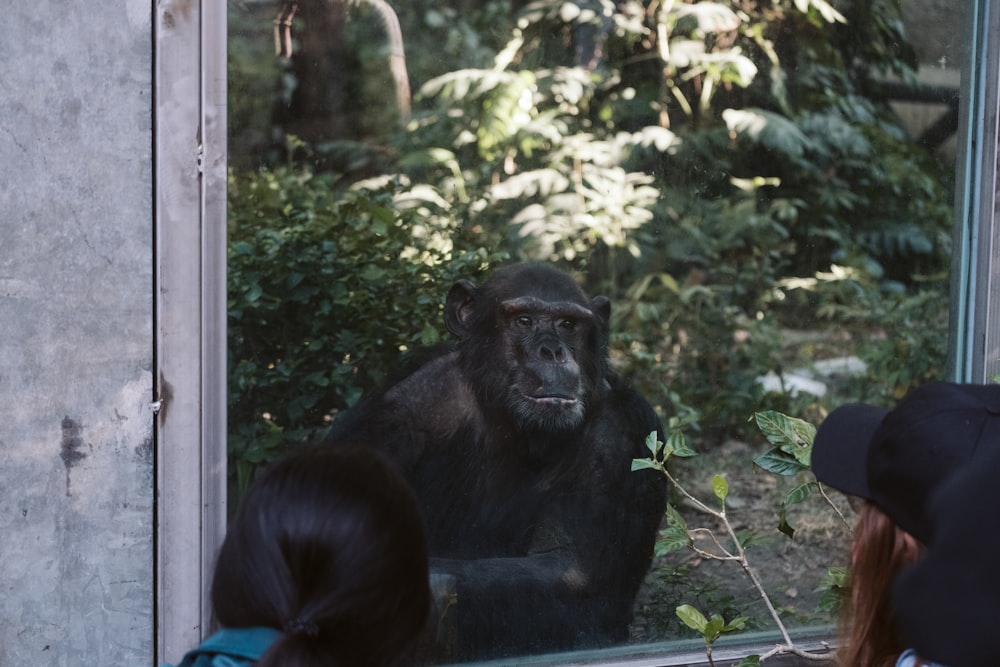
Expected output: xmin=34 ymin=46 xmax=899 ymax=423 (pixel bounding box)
xmin=154 ymin=1 xmax=1000 ymax=663
xmin=154 ymin=1 xmax=228 ymax=663
xmin=948 ymin=0 xmax=1000 ymax=383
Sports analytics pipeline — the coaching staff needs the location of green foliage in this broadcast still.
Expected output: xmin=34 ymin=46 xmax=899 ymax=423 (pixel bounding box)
xmin=753 ymin=411 xmax=815 ymax=474
xmin=676 ymin=603 xmax=748 ymax=648
xmin=639 ymin=563 xmax=753 ymax=640
xmin=227 ymin=166 xmax=505 ymax=496
xmin=636 ymin=412 xmax=850 ymax=661
xmin=816 ymin=566 xmax=849 ymax=617
xmin=230 ymin=0 xmax=952 ymax=443
xmin=780 ymin=267 xmax=949 ymax=404
xmin=225 ymin=1 xmax=952 ymax=659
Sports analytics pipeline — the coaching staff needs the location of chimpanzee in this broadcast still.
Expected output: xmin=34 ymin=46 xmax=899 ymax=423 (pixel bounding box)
xmin=325 ymin=262 xmax=666 ymax=660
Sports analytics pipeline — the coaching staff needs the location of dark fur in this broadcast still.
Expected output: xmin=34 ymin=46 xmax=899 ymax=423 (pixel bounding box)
xmin=325 ymin=262 xmax=666 ymax=659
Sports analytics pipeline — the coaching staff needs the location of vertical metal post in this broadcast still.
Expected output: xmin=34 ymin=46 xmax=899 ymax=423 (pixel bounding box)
xmin=154 ymin=1 xmax=228 ymax=663
xmin=949 ymin=0 xmax=1000 ymax=383
xmin=202 ymin=0 xmax=230 ymax=644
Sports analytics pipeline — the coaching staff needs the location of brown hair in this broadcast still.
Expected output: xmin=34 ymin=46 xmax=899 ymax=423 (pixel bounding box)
xmin=837 ymin=501 xmax=924 ymax=667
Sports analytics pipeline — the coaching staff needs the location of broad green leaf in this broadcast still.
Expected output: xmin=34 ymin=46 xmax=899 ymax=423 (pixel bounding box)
xmin=785 ymin=441 xmax=813 ymax=467
xmin=359 ymin=264 xmax=386 ymax=282
xmin=783 ymin=481 xmax=818 ymax=508
xmin=817 ymin=567 xmax=850 ymax=614
xmin=754 ymin=410 xmax=817 ymax=449
xmin=824 ymin=566 xmax=849 ymax=586
xmin=676 ymin=604 xmax=708 ymax=633
xmin=244 ymin=283 xmax=263 ymax=303
xmin=655 ymin=525 xmax=692 ymax=556
xmin=672 ymin=2 xmax=741 ymax=33
xmin=716 ymin=53 xmax=759 ymax=87
xmin=737 ymin=656 xmax=761 ymax=667
xmin=777 ymin=481 xmax=819 ymax=538
xmin=734 ymin=528 xmax=765 ymax=550
xmin=777 ymin=508 xmax=795 ymax=539
xmin=753 ymin=449 xmax=809 ymax=476
xmin=722 ymin=108 xmax=814 ymax=158
xmin=712 ymin=474 xmax=729 ymax=503
xmin=645 ymin=431 xmax=660 ymax=457
xmin=631 ymin=458 xmax=659 ymax=472
xmin=671 ymin=432 xmax=698 ymax=458
xmin=704 ymin=615 xmax=725 ymax=640
xmin=665 ymin=503 xmax=688 ymax=531
xmin=723 ymin=616 xmax=748 ymax=632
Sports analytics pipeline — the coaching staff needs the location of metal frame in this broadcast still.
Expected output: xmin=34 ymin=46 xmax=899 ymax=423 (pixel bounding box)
xmin=152 ymin=0 xmax=998 ymax=664
xmin=949 ymin=0 xmax=1000 ymax=383
xmin=154 ymin=0 xmax=227 ymax=664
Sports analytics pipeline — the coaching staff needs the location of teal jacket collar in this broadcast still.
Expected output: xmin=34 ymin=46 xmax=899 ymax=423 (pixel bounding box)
xmin=171 ymin=627 xmax=282 ymax=666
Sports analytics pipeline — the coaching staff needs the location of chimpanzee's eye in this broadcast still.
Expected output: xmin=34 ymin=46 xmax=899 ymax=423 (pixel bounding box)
xmin=558 ymin=319 xmax=576 ymax=330
xmin=516 ymin=315 xmax=533 ymax=327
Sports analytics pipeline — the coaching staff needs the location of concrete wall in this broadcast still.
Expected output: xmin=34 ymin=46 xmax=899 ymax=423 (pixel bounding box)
xmin=0 ymin=1 xmax=154 ymax=664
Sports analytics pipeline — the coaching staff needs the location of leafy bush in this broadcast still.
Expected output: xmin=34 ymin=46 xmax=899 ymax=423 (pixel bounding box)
xmin=227 ymin=167 xmax=504 ymax=495
xmin=383 ymin=0 xmax=952 ymax=436
xmin=227 ymin=0 xmax=952 ymax=458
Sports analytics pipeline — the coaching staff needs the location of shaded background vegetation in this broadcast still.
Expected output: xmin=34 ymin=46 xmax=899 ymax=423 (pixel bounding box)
xmin=229 ymin=0 xmax=951 ymax=474
xmin=226 ymin=0 xmax=955 ymax=645
xmin=228 ymin=0 xmax=952 ymax=472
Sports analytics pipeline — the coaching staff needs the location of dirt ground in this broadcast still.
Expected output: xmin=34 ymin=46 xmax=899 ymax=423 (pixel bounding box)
xmin=629 ymin=436 xmax=855 ymax=645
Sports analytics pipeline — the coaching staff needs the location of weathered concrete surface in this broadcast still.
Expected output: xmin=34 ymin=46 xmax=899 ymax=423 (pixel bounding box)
xmin=0 ymin=1 xmax=154 ymax=664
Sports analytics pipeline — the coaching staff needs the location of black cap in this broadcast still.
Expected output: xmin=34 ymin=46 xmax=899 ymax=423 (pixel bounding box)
xmin=892 ymin=440 xmax=1000 ymax=667
xmin=811 ymin=381 xmax=1000 ymax=543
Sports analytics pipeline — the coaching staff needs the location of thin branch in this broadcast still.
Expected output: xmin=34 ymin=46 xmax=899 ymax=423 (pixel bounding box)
xmin=655 ymin=457 xmax=831 ymax=663
xmin=663 ymin=468 xmax=724 ymax=519
xmin=759 ymin=643 xmax=835 ymax=662
xmin=689 ymin=527 xmax=737 ymax=560
xmin=736 ymin=549 xmax=793 ymax=648
xmin=817 ymin=482 xmax=853 ymax=534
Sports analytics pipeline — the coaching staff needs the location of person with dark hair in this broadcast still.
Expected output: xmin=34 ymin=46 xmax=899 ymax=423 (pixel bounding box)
xmin=810 ymin=381 xmax=1000 ymax=667
xmin=167 ymin=446 xmax=432 ymax=667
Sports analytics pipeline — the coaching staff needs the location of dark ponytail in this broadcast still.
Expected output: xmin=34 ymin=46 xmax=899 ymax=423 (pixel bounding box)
xmin=210 ymin=446 xmax=432 ymax=667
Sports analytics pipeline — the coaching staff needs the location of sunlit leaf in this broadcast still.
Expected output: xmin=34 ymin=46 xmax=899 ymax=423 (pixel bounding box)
xmin=723 ymin=108 xmax=814 ymax=158
xmin=672 ymin=2 xmax=742 ymax=33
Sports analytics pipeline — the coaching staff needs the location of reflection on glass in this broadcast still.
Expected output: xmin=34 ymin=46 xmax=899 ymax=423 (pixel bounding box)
xmin=228 ymin=0 xmax=964 ymax=663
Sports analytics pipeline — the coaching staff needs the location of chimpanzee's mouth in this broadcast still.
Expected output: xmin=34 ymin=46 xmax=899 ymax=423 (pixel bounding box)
xmin=530 ymin=394 xmax=578 ymax=407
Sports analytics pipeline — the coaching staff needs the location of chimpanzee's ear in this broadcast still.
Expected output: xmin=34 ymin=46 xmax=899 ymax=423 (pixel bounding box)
xmin=590 ymin=296 xmax=611 ymax=325
xmin=444 ymin=279 xmax=478 ymax=339
xmin=591 ymin=295 xmax=612 ymax=350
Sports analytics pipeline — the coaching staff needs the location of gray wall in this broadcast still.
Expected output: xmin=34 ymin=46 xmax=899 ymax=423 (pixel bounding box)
xmin=0 ymin=1 xmax=154 ymax=664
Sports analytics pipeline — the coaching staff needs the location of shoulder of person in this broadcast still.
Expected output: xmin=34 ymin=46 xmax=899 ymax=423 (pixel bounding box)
xmin=165 ymin=627 xmax=282 ymax=667
xmin=896 ymin=648 xmax=949 ymax=667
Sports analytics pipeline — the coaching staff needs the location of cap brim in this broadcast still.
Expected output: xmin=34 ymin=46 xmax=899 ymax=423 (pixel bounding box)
xmin=811 ymin=403 xmax=889 ymax=499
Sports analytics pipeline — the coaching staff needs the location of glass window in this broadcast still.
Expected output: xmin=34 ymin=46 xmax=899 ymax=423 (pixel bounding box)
xmin=222 ymin=1 xmax=987 ymax=664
